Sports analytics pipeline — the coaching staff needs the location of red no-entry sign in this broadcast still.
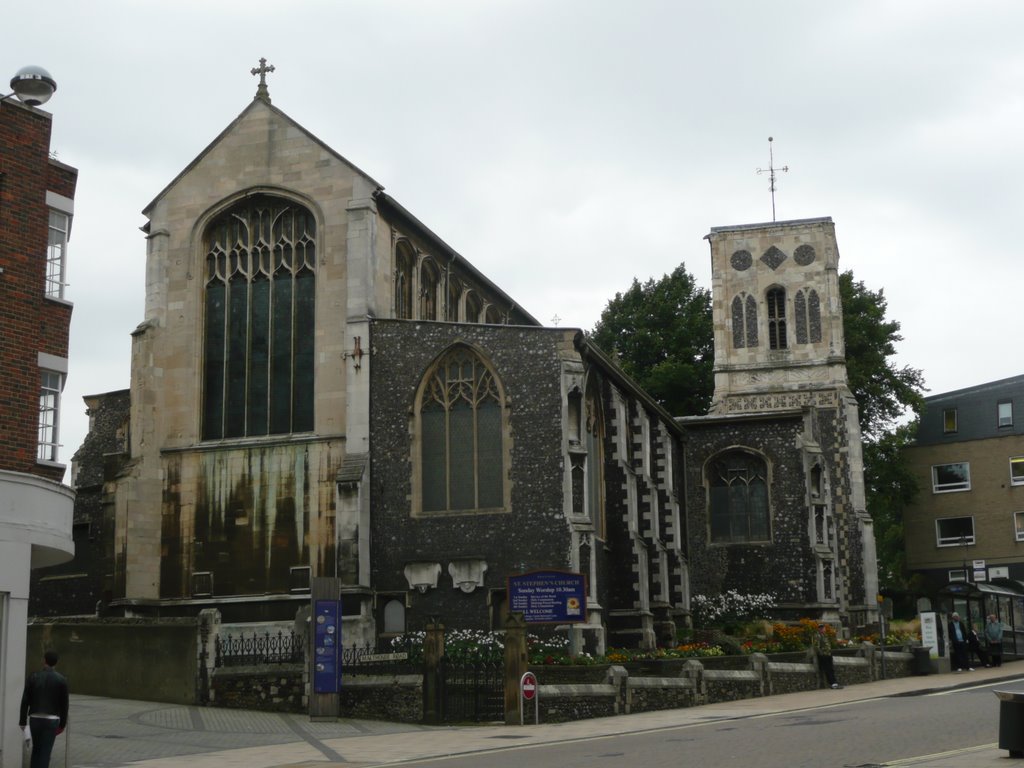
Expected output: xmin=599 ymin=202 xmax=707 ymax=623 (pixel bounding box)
xmin=521 ymin=671 xmax=537 ymax=700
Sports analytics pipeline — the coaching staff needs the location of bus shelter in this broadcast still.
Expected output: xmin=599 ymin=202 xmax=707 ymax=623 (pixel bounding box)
xmin=939 ymin=579 xmax=1024 ymax=659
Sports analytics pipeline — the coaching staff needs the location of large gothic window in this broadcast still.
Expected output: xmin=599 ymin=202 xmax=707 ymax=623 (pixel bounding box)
xmin=794 ymin=288 xmax=821 ymax=344
xmin=202 ymin=196 xmax=315 ymax=440
xmin=766 ymin=287 xmax=787 ymax=350
xmin=417 ymin=346 xmax=507 ymax=513
xmin=395 ymin=240 xmax=414 ymax=319
xmin=730 ymin=293 xmax=758 ymax=348
xmin=707 ymin=450 xmax=770 ymax=543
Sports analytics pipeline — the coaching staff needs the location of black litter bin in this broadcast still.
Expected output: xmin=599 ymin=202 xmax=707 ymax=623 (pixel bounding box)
xmin=995 ymin=690 xmax=1024 ymax=758
xmin=911 ymin=646 xmax=931 ymax=676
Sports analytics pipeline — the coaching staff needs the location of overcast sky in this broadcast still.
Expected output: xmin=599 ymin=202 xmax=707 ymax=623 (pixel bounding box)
xmin=8 ymin=1 xmax=1023 ymax=479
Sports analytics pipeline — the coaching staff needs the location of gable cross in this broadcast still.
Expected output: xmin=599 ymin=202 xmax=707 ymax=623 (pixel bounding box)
xmin=756 ymin=136 xmax=789 ymax=222
xmin=251 ymin=58 xmax=276 ymax=103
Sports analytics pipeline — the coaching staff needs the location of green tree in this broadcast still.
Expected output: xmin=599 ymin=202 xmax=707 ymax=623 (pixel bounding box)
xmin=838 ymin=271 xmax=926 ymax=442
xmin=863 ymin=422 xmax=921 ymax=592
xmin=589 ymin=264 xmax=713 ymax=417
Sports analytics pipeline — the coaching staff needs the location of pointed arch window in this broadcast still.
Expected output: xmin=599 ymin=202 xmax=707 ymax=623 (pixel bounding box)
xmin=446 ymin=277 xmax=461 ymax=321
xmin=585 ymin=377 xmax=606 ymax=538
xmin=794 ymin=288 xmax=821 ymax=344
xmin=420 ymin=259 xmax=439 ymax=320
xmin=416 ymin=346 xmax=508 ymax=514
xmin=730 ymin=293 xmax=759 ymax=348
xmin=766 ymin=287 xmax=787 ymax=350
xmin=395 ymin=240 xmax=414 ymax=319
xmin=484 ymin=304 xmax=502 ymax=324
xmin=202 ymin=195 xmax=315 ymax=440
xmin=707 ymin=450 xmax=770 ymax=543
xmin=465 ymin=292 xmax=482 ymax=324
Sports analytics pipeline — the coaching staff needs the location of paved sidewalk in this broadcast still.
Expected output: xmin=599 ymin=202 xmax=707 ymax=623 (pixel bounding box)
xmin=61 ymin=662 xmax=1024 ymax=768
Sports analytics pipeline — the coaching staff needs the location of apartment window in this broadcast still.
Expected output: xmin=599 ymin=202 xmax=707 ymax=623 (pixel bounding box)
xmin=37 ymin=370 xmax=62 ymax=462
xmin=1009 ymin=457 xmax=1024 ymax=487
xmin=46 ymin=210 xmax=70 ymax=299
xmin=998 ymin=401 xmax=1013 ymax=428
xmin=932 ymin=462 xmax=970 ymax=493
xmin=936 ymin=516 xmax=975 ymax=547
xmin=1015 ymin=512 xmax=1024 ymax=542
xmin=943 ymin=408 xmax=958 ymax=434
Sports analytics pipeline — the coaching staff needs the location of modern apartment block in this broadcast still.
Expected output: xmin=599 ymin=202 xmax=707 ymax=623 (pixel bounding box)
xmin=0 ymin=87 xmax=76 ymax=768
xmin=904 ymin=375 xmax=1024 ymax=599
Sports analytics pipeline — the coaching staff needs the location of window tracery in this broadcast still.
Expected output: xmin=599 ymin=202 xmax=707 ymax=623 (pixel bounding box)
xmin=417 ymin=346 xmax=507 ymax=513
xmin=707 ymin=449 xmax=770 ymax=543
xmin=202 ymin=195 xmax=315 ymax=439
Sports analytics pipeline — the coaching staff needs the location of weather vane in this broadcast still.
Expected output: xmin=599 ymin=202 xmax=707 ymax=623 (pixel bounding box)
xmin=756 ymin=136 xmax=788 ymax=222
xmin=251 ymin=57 xmax=275 ymax=103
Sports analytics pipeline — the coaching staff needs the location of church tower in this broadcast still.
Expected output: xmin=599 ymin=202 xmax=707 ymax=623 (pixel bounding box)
xmin=689 ymin=217 xmax=879 ymax=629
xmin=707 ymin=217 xmax=846 ymax=409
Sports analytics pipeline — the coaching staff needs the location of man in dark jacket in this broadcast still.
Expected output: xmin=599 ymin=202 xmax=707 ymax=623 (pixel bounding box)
xmin=947 ymin=613 xmax=972 ymax=672
xmin=19 ymin=650 xmax=69 ymax=768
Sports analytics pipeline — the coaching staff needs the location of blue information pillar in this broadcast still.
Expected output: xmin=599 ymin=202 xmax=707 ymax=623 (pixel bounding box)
xmin=313 ymin=599 xmax=342 ymax=694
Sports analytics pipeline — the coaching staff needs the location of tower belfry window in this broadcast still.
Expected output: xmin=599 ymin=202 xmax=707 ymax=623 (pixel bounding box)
xmin=202 ymin=195 xmax=316 ymax=440
xmin=766 ymin=287 xmax=787 ymax=350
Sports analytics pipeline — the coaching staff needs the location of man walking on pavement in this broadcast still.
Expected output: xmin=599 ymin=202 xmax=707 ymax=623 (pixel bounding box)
xmin=19 ymin=650 xmax=69 ymax=768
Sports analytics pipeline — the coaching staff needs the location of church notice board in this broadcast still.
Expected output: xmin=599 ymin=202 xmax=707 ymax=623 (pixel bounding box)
xmin=313 ymin=599 xmax=341 ymax=693
xmin=508 ymin=570 xmax=586 ymax=623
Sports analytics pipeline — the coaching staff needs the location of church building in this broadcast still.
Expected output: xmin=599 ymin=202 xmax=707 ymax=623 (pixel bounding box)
xmin=38 ymin=66 xmax=879 ymax=648
xmin=682 ymin=219 xmax=879 ymax=627
xmin=101 ymin=67 xmax=689 ymax=653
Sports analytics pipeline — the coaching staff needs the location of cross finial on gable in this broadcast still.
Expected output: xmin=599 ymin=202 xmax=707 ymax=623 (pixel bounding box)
xmin=251 ymin=57 xmax=276 ymax=103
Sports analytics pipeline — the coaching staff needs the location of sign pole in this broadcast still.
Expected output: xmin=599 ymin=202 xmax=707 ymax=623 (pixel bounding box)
xmin=520 ymin=671 xmax=538 ymax=725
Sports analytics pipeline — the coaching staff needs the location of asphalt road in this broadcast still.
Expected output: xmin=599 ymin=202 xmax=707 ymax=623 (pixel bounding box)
xmin=392 ymin=680 xmax=1009 ymax=768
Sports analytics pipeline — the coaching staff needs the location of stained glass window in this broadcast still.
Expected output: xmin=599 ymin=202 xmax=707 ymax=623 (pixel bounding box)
xmin=419 ymin=347 xmax=505 ymax=513
xmin=202 ymin=196 xmax=315 ymax=439
xmin=708 ymin=450 xmax=770 ymax=543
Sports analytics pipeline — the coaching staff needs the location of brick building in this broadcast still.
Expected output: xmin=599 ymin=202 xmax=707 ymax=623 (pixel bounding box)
xmin=0 ymin=83 xmax=76 ymax=768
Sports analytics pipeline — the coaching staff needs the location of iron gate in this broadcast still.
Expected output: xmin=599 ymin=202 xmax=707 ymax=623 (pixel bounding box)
xmin=436 ymin=656 xmax=504 ymax=723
